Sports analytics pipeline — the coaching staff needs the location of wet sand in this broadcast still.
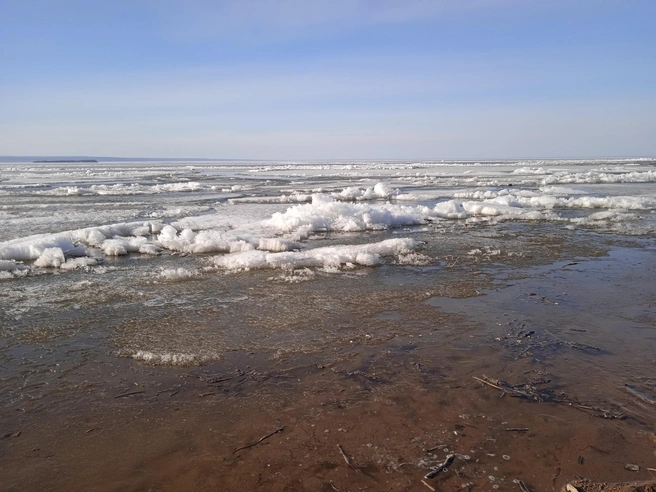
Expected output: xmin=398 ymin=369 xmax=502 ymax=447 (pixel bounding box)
xmin=2 ymin=233 xmax=656 ymax=491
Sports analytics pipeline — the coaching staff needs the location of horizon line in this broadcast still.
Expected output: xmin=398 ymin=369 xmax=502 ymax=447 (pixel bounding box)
xmin=1 ymin=154 xmax=654 ymax=163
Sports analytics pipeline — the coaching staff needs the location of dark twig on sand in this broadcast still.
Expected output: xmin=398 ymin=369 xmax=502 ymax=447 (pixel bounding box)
xmin=568 ymin=403 xmax=625 ymax=420
xmin=473 ymin=376 xmax=505 ymax=391
xmin=232 ymin=426 xmax=284 ymax=454
xmin=114 ymin=390 xmax=146 ymax=399
xmin=424 ymin=453 xmax=455 ymax=479
xmin=506 ymin=428 xmax=529 ymax=432
xmin=208 ymin=377 xmax=233 ymax=384
xmin=474 ymin=375 xmax=625 ymax=419
xmin=518 ymin=479 xmax=531 ymax=492
xmin=328 ymin=482 xmax=341 ymax=492
xmin=337 ymin=444 xmax=362 ymax=474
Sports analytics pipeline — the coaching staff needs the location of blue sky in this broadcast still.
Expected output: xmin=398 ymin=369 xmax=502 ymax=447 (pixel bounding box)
xmin=1 ymin=0 xmax=655 ymax=159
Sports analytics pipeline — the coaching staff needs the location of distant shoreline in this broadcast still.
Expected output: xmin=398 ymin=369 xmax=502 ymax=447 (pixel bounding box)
xmin=33 ymin=159 xmax=98 ymax=163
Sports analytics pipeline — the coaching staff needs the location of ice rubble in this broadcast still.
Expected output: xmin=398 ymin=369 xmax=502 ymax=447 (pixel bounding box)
xmin=28 ymin=181 xmax=214 ymax=196
xmin=425 ymin=169 xmax=656 ymax=189
xmin=211 ymin=238 xmax=420 ymax=272
xmin=1 ymin=178 xmax=654 ymax=278
xmin=540 ymin=170 xmax=656 ymax=186
xmin=158 ymin=267 xmax=199 ymax=280
xmin=454 ymin=188 xmax=656 ymax=210
xmin=512 ymin=167 xmax=549 ymax=175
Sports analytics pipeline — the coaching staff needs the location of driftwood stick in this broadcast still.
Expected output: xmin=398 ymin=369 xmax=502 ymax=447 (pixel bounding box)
xmin=472 ymin=376 xmax=505 ymax=391
xmin=518 ymin=479 xmax=530 ymax=492
xmin=337 ymin=444 xmax=362 ymax=474
xmin=209 ymin=377 xmax=233 ymax=384
xmin=421 ymin=479 xmax=436 ymax=491
xmin=114 ymin=390 xmax=146 ymax=399
xmin=506 ymin=428 xmax=529 ymax=432
xmin=232 ymin=426 xmax=284 ymax=454
xmin=569 ymin=403 xmax=625 ymax=420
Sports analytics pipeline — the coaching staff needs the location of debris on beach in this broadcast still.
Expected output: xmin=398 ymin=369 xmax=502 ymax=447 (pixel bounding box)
xmin=232 ymin=426 xmax=285 ymax=454
xmin=561 ymin=478 xmax=656 ymax=492
xmin=337 ymin=444 xmax=362 ymax=474
xmin=424 ymin=453 xmax=456 ymax=479
xmin=501 ymin=322 xmax=603 ymax=360
xmin=473 ymin=375 xmax=625 ymax=419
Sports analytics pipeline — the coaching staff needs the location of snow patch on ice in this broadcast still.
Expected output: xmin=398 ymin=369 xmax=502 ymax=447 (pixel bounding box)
xmin=229 ymin=193 xmax=312 ymax=204
xmin=332 ymin=182 xmax=398 ymax=201
xmin=34 ymin=247 xmax=66 ymax=267
xmin=541 ymin=170 xmax=656 ymax=186
xmin=229 ymin=182 xmax=397 ymax=205
xmin=268 ymin=268 xmax=316 ymax=283
xmin=512 ymin=167 xmax=549 ymax=175
xmin=158 ymin=267 xmax=199 ymax=280
xmin=128 ymin=350 xmax=204 ymax=366
xmin=396 ymin=252 xmax=434 ymax=266
xmin=264 ymin=195 xmax=431 ymax=237
xmin=32 ymin=181 xmax=216 ymax=196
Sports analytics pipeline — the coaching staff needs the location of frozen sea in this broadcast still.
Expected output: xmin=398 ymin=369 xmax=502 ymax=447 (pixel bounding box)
xmin=2 ymin=158 xmax=656 ymax=490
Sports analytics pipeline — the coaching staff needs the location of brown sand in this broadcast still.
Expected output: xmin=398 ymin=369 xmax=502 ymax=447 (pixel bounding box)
xmin=2 ymin=337 xmax=656 ymax=491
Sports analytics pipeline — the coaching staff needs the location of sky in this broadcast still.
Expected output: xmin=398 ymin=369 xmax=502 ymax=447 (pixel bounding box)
xmin=1 ymin=0 xmax=655 ymax=160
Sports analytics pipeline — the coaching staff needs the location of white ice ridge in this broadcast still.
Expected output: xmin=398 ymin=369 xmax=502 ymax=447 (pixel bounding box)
xmin=0 ymin=221 xmax=168 ymax=262
xmin=18 ymin=181 xmax=215 ymax=196
xmin=512 ymin=167 xmax=550 ymax=175
xmin=454 ymin=189 xmax=656 ymax=210
xmin=263 ymin=193 xmax=546 ymax=239
xmin=425 ymin=169 xmax=656 ymax=188
xmin=211 ymin=238 xmax=421 ymax=272
xmin=331 ymin=182 xmax=398 ymax=200
xmin=540 ymin=170 xmax=656 ymax=186
xmin=229 ymin=193 xmax=313 ymax=204
xmin=229 ymin=182 xmax=398 ymax=204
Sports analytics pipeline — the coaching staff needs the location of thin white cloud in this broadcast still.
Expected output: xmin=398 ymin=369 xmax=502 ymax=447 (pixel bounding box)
xmin=148 ymin=0 xmax=532 ymax=41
